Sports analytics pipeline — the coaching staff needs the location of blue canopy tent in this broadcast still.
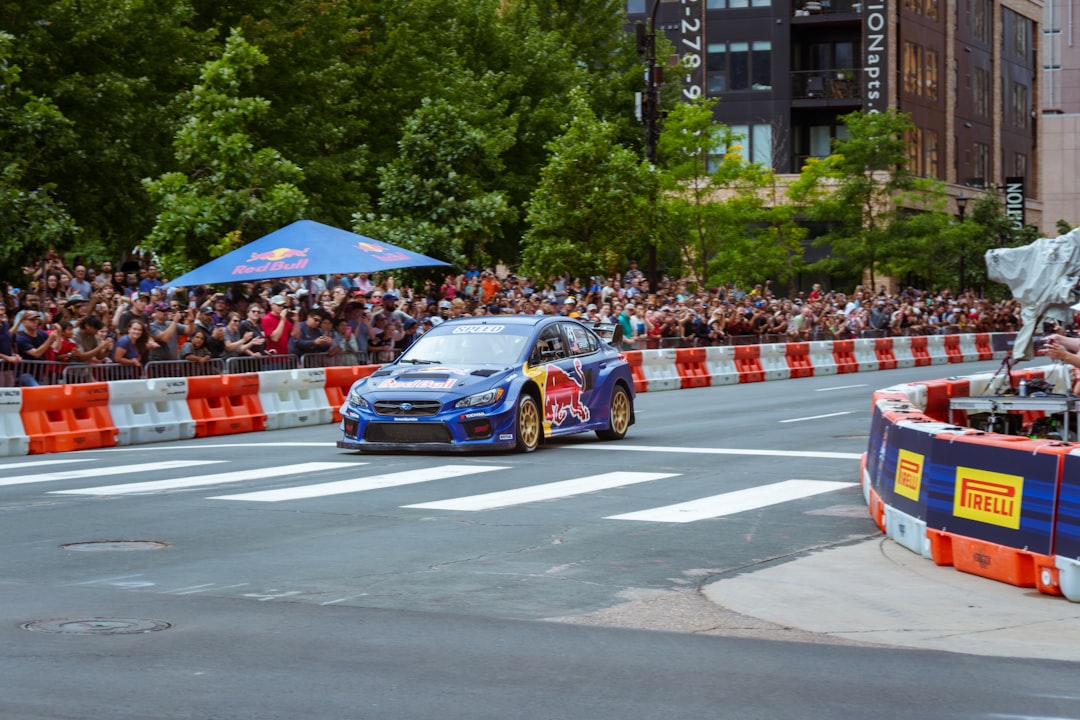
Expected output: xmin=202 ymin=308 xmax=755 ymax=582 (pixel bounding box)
xmin=165 ymin=220 xmax=449 ymax=287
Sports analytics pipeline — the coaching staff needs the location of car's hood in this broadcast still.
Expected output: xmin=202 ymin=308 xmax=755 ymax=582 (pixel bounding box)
xmin=360 ymin=363 xmax=517 ymax=396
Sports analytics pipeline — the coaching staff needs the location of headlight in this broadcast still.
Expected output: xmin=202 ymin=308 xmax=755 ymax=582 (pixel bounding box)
xmin=454 ymin=388 xmax=505 ymax=408
xmin=347 ymin=387 xmax=370 ymax=409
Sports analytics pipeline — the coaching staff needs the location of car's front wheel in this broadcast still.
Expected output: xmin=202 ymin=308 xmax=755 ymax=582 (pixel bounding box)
xmin=596 ymin=385 xmax=631 ymax=441
xmin=515 ymin=394 xmax=541 ymax=453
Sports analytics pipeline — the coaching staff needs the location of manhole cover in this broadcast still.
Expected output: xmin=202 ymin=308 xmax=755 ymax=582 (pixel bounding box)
xmin=22 ymin=618 xmax=172 ymax=635
xmin=60 ymin=540 xmax=170 ymax=552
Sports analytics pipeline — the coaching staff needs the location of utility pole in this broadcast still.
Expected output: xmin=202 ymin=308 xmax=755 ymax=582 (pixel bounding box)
xmin=636 ymin=0 xmax=664 ymax=293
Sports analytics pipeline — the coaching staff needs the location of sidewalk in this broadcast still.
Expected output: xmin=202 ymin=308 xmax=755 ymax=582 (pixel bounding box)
xmin=702 ymin=536 xmax=1080 ymax=662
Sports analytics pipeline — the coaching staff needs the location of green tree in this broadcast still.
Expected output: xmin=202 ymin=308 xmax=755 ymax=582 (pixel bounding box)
xmin=0 ymin=32 xmax=77 ymax=271
xmin=788 ymin=109 xmax=942 ymax=292
xmin=520 ymin=89 xmax=654 ymax=280
xmin=142 ymin=28 xmax=307 ymax=277
xmin=354 ymin=95 xmax=517 ymax=269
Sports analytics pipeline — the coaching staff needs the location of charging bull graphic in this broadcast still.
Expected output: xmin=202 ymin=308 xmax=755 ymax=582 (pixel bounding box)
xmin=231 ymin=247 xmax=310 ymax=276
xmin=542 ymin=359 xmax=590 ymax=426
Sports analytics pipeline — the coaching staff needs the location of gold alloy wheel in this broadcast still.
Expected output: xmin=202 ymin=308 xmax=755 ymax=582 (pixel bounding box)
xmin=516 ymin=395 xmax=541 ymax=452
xmin=597 ymin=386 xmax=630 ymax=441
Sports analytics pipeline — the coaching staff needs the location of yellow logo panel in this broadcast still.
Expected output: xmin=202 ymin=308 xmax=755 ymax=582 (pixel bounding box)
xmin=894 ymin=449 xmax=923 ymax=502
xmin=953 ymin=467 xmax=1023 ymax=530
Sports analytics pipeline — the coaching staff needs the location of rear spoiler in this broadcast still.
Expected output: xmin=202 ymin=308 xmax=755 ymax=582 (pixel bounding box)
xmin=591 ymin=321 xmax=623 ymax=346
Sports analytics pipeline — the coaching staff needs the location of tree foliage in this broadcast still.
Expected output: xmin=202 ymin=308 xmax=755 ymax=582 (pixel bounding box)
xmin=142 ymin=28 xmax=307 ymax=276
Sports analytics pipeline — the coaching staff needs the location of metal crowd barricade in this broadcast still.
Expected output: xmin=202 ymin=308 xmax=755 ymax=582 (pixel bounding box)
xmin=231 ymin=353 xmax=301 ymax=374
xmin=300 ymin=352 xmax=332 ymax=369
xmin=145 ymin=359 xmax=226 ymax=378
xmin=62 ymin=363 xmax=142 ymax=384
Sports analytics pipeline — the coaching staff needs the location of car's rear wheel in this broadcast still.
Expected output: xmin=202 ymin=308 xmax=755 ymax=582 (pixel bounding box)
xmin=515 ymin=394 xmax=541 ymax=453
xmin=596 ymin=385 xmax=631 ymax=441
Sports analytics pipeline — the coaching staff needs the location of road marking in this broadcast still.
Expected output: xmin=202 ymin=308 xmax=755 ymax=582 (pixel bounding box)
xmin=606 ymin=479 xmax=857 ymax=523
xmin=779 ymin=411 xmax=854 ymax=424
xmin=209 ymin=465 xmax=509 ymax=502
xmin=1 ymin=460 xmax=224 ymax=488
xmin=815 ymin=384 xmax=867 ymax=392
xmin=0 ymin=459 xmax=90 ymax=470
xmin=564 ymin=444 xmax=862 ymax=460
xmin=48 ymin=462 xmax=356 ymax=496
xmin=403 ymin=471 xmax=681 ymax=511
xmin=97 ymin=442 xmax=339 ymax=452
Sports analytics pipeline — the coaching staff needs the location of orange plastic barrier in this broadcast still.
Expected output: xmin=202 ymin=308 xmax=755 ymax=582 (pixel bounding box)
xmin=20 ymin=383 xmax=117 ymax=454
xmin=785 ymin=342 xmax=814 ymax=378
xmin=920 ymin=379 xmax=952 ymax=422
xmin=733 ymin=345 xmax=765 ymax=383
xmin=943 ymin=335 xmax=965 ymax=363
xmin=930 ymin=531 xmax=1059 ymax=594
xmin=874 ymin=338 xmax=897 ymax=370
xmin=909 ymin=335 xmax=932 ymax=366
xmin=974 ymin=333 xmax=994 ymax=360
xmin=866 ymin=484 xmax=886 ymax=532
xmin=675 ymin=348 xmax=710 ymax=389
xmin=186 ymin=373 xmax=266 ymax=437
xmin=832 ymin=339 xmax=858 ymax=374
xmin=325 ymin=365 xmax=381 ymax=422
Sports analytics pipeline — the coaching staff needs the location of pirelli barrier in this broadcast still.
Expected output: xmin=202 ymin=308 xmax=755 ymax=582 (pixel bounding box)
xmin=863 ymin=361 xmax=1080 ymax=602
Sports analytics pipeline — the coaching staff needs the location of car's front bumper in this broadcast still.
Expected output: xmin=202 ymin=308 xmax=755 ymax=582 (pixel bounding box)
xmin=337 ymin=403 xmax=520 ymax=452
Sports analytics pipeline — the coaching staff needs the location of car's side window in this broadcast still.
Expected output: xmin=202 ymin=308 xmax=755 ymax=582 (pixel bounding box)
xmin=530 ymin=326 xmax=567 ymax=365
xmin=562 ymin=323 xmax=598 ymax=357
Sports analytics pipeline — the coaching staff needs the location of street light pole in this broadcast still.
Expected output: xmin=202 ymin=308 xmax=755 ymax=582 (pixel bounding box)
xmin=956 ymin=194 xmax=968 ymax=293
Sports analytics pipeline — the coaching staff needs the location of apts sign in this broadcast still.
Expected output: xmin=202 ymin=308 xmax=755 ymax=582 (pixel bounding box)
xmin=863 ymin=2 xmax=888 ymax=113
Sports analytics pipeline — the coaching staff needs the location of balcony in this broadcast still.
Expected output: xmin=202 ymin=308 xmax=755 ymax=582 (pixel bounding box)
xmin=793 ymin=0 xmax=862 ymax=18
xmin=791 ymin=69 xmax=862 ymax=104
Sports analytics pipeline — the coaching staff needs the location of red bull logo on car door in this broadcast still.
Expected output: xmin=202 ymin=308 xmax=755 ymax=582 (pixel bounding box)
xmin=526 ymin=359 xmax=590 ymax=430
xmin=231 ymin=247 xmax=310 ymax=276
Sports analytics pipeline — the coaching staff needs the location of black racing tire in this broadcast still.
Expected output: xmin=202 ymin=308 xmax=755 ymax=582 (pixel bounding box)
xmin=515 ymin=393 xmax=542 ymax=453
xmin=596 ymin=385 xmax=631 ymax=441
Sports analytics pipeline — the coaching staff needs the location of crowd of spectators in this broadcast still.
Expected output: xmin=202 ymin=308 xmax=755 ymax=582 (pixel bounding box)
xmin=0 ymin=254 xmax=1024 ymax=385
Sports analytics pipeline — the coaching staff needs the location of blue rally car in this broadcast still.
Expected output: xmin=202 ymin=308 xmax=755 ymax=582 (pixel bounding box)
xmin=337 ymin=315 xmax=635 ymax=452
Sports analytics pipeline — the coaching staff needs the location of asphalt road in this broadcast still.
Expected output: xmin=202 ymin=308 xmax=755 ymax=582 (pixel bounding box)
xmin=2 ymin=359 xmax=1078 ymax=720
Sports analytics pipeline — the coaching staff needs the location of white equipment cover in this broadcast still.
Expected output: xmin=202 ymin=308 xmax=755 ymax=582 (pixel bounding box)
xmin=986 ymin=227 xmax=1080 ymax=360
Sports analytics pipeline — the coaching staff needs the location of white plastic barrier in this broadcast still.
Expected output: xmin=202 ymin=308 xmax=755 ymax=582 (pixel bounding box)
xmin=808 ymin=340 xmax=838 ymax=375
xmin=0 ymin=388 xmax=29 ymax=456
xmin=259 ymin=368 xmax=334 ymax=430
xmin=925 ymin=335 xmax=949 ymax=365
xmin=853 ymin=338 xmax=880 ymax=372
xmin=109 ymin=377 xmax=196 ymax=446
xmin=704 ymin=345 xmax=739 ymax=385
xmin=958 ymin=334 xmax=982 ymax=362
xmin=758 ymin=343 xmax=791 ymax=381
xmin=892 ymin=336 xmax=916 ymax=368
xmin=639 ymin=349 xmax=681 ymax=392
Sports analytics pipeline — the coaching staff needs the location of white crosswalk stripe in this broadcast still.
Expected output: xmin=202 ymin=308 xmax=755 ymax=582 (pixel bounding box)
xmin=403 ymin=471 xmax=680 ymax=511
xmin=48 ymin=462 xmax=356 ymax=496
xmin=1 ymin=460 xmax=224 ymax=488
xmin=210 ymin=465 xmax=509 ymax=502
xmin=4 ymin=455 xmax=857 ymax=524
xmin=605 ymin=479 xmax=856 ymax=523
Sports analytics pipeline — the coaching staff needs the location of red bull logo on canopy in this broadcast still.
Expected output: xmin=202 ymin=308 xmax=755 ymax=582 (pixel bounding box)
xmin=232 ymin=247 xmax=310 ymax=276
xmin=354 ymin=241 xmax=411 ymax=263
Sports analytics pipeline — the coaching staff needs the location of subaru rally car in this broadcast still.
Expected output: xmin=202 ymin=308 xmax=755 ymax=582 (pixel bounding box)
xmin=337 ymin=315 xmax=635 ymax=452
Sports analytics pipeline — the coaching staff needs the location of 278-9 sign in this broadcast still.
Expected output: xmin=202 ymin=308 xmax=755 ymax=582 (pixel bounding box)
xmin=680 ymin=0 xmax=704 ymax=100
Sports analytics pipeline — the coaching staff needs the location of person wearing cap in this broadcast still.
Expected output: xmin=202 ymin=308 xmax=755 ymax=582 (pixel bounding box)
xmin=289 ymin=307 xmax=334 ymax=358
xmin=396 ymin=317 xmax=419 ymax=352
xmin=14 ymin=310 xmax=62 ymax=362
xmin=261 ymin=295 xmax=293 ymax=356
xmin=149 ymin=301 xmax=191 ymax=362
xmin=372 ymin=292 xmax=411 ymax=325
xmin=116 ymin=291 xmax=150 ymax=334
xmin=0 ymin=304 xmax=36 ymax=387
xmin=623 ymin=260 xmax=644 ymax=286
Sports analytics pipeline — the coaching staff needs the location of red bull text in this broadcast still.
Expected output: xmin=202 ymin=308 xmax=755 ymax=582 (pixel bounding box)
xmin=232 ymin=247 xmax=310 ymax=275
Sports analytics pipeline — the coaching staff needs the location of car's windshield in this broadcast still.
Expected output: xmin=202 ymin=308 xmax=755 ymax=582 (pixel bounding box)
xmin=398 ymin=325 xmax=530 ymax=365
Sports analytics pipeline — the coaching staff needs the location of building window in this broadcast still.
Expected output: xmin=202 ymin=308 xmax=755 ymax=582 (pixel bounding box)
xmin=627 ymin=0 xmax=646 ymax=13
xmin=925 ymin=0 xmax=938 ymax=20
xmin=924 ymin=129 xmax=939 ymax=177
xmin=973 ymin=0 xmax=991 ymax=43
xmin=1012 ymin=83 xmax=1028 ymax=128
xmin=707 ymin=0 xmax=726 ymax=7
xmin=974 ymin=142 xmax=990 ymax=184
xmin=902 ymin=41 xmax=919 ymax=95
xmin=707 ymin=41 xmax=771 ymax=93
xmin=1014 ymin=16 xmax=1029 ymax=57
xmin=905 ymin=127 xmax=923 ymax=175
xmin=713 ymin=124 xmax=774 ymax=169
xmin=1014 ymin=153 xmax=1027 ymax=179
xmin=925 ymin=49 xmax=938 ymax=100
xmin=973 ymin=67 xmax=990 ymax=117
